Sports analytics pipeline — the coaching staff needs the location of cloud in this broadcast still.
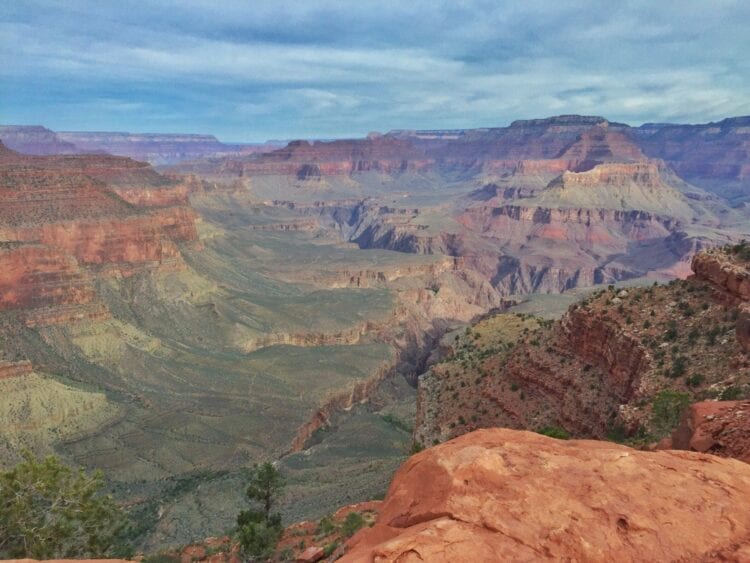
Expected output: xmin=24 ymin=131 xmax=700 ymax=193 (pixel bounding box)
xmin=1 ymin=0 xmax=748 ymax=140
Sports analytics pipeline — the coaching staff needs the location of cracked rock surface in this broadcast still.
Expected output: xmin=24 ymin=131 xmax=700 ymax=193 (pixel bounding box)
xmin=341 ymin=428 xmax=750 ymax=562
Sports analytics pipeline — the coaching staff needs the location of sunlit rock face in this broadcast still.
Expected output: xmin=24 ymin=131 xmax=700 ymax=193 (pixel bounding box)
xmin=341 ymin=428 xmax=750 ymax=562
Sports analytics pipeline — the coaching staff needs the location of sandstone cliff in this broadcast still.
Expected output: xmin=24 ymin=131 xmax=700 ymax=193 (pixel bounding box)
xmin=0 ymin=142 xmax=199 ymax=327
xmin=668 ymin=400 xmax=750 ymax=463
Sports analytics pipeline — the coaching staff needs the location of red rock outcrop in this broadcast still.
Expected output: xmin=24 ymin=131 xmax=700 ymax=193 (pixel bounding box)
xmin=557 ymin=124 xmax=645 ymax=170
xmin=425 ymin=115 xmax=614 ymax=163
xmin=0 ymin=243 xmax=96 ymax=310
xmin=691 ymin=249 xmax=750 ymax=351
xmin=341 ymin=428 xmax=750 ymax=562
xmin=738 ymin=304 xmax=750 ymax=352
xmin=559 ymin=306 xmax=650 ymax=402
xmin=458 ymin=123 xmax=646 ymax=177
xmin=691 ymin=249 xmax=750 ymax=302
xmin=275 ymin=501 xmax=382 ymax=562
xmin=669 ymin=400 xmax=750 ymax=463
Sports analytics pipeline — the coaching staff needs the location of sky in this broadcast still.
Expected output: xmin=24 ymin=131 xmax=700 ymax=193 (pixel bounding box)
xmin=1 ymin=1 xmax=749 ymax=142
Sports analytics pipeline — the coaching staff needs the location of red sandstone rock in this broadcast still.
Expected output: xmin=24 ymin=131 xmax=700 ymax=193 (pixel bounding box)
xmin=276 ymin=501 xmax=382 ymax=562
xmin=670 ymin=401 xmax=750 ymax=463
xmin=180 ymin=544 xmax=207 ymax=563
xmin=341 ymin=428 xmax=750 ymax=562
xmin=0 ymin=243 xmax=110 ymax=326
xmin=296 ymin=546 xmax=325 ymax=562
xmin=691 ymin=250 xmax=750 ymax=302
xmin=738 ymin=304 xmax=750 ymax=352
xmin=0 ymin=143 xmax=199 ymax=257
xmin=180 ymin=545 xmax=206 ymax=563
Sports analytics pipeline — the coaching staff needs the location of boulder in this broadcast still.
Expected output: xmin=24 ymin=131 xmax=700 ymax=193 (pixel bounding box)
xmin=670 ymin=400 xmax=750 ymax=463
xmin=341 ymin=428 xmax=750 ymax=562
xmin=296 ymin=546 xmax=325 ymax=562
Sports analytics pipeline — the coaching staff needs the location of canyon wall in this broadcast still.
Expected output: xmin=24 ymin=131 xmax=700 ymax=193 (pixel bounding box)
xmin=0 ymin=142 xmax=199 ymax=327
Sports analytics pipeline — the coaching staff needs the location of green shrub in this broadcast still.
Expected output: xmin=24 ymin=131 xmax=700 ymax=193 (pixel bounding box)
xmin=664 ymin=326 xmax=678 ymax=341
xmin=237 ymin=462 xmax=285 ymax=558
xmin=381 ymin=413 xmax=412 ymax=433
xmin=670 ymin=356 xmax=687 ymax=378
xmin=685 ymin=374 xmax=704 ymax=387
xmin=651 ymin=390 xmax=690 ymax=436
xmin=720 ymin=386 xmax=743 ymax=400
xmin=142 ymin=555 xmax=181 ymax=563
xmin=341 ymin=512 xmax=365 ymax=538
xmin=237 ymin=520 xmax=281 ymax=560
xmin=323 ymin=542 xmax=340 ymax=557
xmin=606 ymin=423 xmax=627 ymax=443
xmin=536 ymin=426 xmax=570 ymax=440
xmin=317 ymin=515 xmax=335 ymax=536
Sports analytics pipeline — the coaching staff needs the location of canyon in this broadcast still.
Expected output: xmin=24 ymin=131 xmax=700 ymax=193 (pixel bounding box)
xmin=0 ymin=114 xmax=748 ymax=553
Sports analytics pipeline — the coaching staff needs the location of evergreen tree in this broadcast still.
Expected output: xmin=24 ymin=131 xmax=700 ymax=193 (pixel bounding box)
xmin=236 ymin=462 xmax=285 ymax=560
xmin=0 ymin=451 xmax=129 ymax=559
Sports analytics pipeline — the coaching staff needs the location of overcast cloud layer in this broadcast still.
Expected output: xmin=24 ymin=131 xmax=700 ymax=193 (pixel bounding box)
xmin=2 ymin=0 xmax=749 ymax=141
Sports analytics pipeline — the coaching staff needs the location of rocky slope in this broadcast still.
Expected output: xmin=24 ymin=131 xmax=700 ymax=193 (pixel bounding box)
xmin=415 ymin=246 xmax=750 ymax=446
xmin=341 ymin=428 xmax=750 ymax=562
